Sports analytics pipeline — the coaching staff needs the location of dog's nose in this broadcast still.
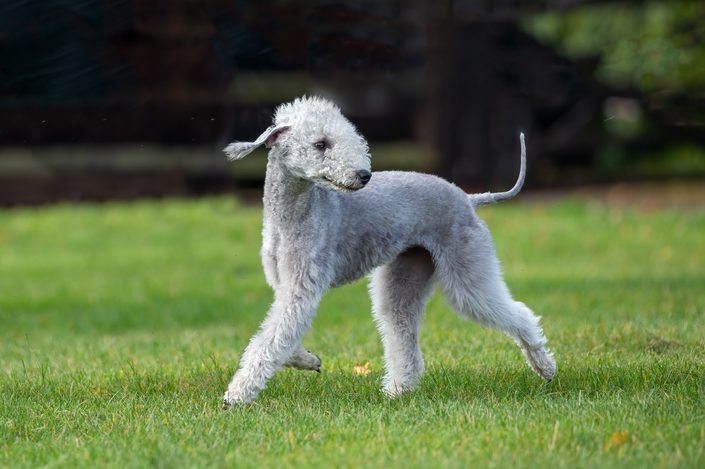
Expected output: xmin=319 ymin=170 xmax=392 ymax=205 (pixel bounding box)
xmin=356 ymin=170 xmax=371 ymax=185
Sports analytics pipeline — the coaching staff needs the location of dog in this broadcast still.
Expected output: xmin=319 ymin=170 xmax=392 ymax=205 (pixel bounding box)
xmin=222 ymin=96 xmax=555 ymax=407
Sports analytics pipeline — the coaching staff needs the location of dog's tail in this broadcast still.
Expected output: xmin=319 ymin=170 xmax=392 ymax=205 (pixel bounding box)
xmin=468 ymin=132 xmax=526 ymax=207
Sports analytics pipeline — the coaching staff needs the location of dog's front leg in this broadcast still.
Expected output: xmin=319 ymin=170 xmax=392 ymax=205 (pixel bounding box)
xmin=223 ymin=290 xmax=321 ymax=407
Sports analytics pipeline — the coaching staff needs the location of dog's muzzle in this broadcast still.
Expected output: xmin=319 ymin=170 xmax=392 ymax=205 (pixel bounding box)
xmin=356 ymin=170 xmax=371 ymax=186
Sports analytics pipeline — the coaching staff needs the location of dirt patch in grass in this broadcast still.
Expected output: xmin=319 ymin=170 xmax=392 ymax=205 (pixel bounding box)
xmin=523 ymin=180 xmax=705 ymax=211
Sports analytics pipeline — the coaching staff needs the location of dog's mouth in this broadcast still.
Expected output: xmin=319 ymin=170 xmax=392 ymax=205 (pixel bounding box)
xmin=318 ymin=177 xmax=363 ymax=193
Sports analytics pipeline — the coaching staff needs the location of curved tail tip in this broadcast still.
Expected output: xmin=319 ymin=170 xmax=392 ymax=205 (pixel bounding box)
xmin=519 ymin=132 xmax=526 ymax=160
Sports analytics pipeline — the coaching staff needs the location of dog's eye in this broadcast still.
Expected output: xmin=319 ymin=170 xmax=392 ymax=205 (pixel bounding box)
xmin=313 ymin=141 xmax=327 ymax=150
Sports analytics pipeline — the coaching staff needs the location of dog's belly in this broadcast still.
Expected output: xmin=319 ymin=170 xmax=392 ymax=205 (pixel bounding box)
xmin=329 ymin=255 xmax=393 ymax=287
xmin=329 ymin=237 xmax=418 ymax=287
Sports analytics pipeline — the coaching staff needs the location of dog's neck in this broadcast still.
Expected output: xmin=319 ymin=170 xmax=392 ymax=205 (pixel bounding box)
xmin=263 ymin=151 xmax=316 ymax=226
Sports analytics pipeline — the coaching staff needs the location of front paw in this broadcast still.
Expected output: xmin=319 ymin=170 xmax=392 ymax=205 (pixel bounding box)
xmin=222 ymin=387 xmax=256 ymax=409
xmin=222 ymin=391 xmax=238 ymax=410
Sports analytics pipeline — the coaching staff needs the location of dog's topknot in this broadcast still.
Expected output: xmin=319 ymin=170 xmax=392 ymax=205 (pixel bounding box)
xmin=274 ymin=95 xmax=342 ymax=127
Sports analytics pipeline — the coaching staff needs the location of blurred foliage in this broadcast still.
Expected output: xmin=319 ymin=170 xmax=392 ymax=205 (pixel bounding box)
xmin=597 ymin=142 xmax=705 ymax=175
xmin=525 ymin=1 xmax=705 ymax=178
xmin=524 ymin=1 xmax=705 ymax=92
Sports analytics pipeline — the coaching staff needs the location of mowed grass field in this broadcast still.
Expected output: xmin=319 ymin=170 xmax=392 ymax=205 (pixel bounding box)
xmin=1 ymin=194 xmax=704 ymax=467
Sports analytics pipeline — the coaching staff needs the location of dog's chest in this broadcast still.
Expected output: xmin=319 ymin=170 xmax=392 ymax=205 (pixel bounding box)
xmin=261 ymin=223 xmax=281 ymax=287
xmin=261 ymin=224 xmax=307 ymax=286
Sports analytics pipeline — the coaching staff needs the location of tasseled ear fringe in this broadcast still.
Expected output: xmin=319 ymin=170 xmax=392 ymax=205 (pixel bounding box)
xmin=223 ymin=124 xmax=290 ymax=161
xmin=224 ymin=141 xmax=261 ymax=161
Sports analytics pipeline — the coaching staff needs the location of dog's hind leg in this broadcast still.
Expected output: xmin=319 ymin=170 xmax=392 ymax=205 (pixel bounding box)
xmin=436 ymin=225 xmax=556 ymax=381
xmin=370 ymin=247 xmax=436 ymax=396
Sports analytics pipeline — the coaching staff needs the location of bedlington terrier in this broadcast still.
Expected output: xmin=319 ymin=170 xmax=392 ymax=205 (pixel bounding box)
xmin=222 ymin=96 xmax=555 ymax=407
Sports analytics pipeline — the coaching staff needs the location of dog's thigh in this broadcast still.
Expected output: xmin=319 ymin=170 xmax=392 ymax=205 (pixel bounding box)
xmin=435 ymin=223 xmax=556 ymax=380
xmin=370 ymin=247 xmax=436 ymax=395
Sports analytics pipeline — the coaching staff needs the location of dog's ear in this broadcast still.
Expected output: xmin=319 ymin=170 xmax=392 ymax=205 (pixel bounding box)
xmin=223 ymin=125 xmax=291 ymax=161
xmin=264 ymin=126 xmax=290 ymax=148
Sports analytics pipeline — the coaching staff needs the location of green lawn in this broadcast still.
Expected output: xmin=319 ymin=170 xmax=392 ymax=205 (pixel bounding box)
xmin=1 ymin=196 xmax=703 ymax=467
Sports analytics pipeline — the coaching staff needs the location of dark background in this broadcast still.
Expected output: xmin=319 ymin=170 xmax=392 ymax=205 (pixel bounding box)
xmin=1 ymin=0 xmax=704 ymax=205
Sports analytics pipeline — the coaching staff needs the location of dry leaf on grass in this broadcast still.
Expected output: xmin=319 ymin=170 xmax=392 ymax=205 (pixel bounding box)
xmin=605 ymin=431 xmax=630 ymax=450
xmin=353 ymin=362 xmax=371 ymax=376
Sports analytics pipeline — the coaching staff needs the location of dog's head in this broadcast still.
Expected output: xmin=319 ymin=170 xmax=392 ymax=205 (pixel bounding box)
xmin=224 ymin=96 xmax=372 ymax=192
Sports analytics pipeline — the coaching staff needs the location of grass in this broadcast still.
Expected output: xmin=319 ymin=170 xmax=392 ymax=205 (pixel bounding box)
xmin=1 ymin=195 xmax=704 ymax=468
